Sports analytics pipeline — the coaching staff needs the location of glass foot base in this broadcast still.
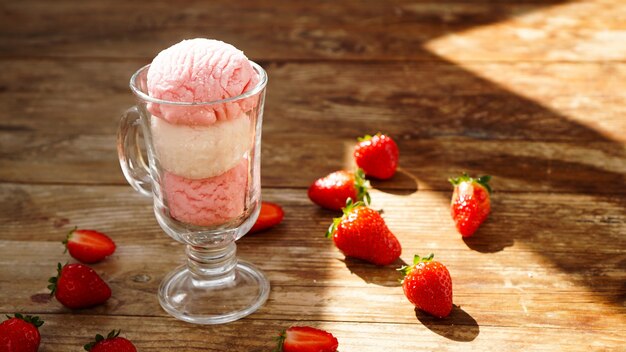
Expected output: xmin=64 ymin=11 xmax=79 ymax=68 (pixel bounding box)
xmin=158 ymin=261 xmax=270 ymax=324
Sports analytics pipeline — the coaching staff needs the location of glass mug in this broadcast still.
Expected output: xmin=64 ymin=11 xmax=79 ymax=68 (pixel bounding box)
xmin=117 ymin=62 xmax=269 ymax=324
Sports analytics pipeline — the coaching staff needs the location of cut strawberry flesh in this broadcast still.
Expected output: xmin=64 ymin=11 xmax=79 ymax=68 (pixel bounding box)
xmin=283 ymin=327 xmax=338 ymax=352
xmin=66 ymin=230 xmax=116 ymax=263
xmin=248 ymin=202 xmax=284 ymax=234
xmin=71 ymin=231 xmax=112 ymax=248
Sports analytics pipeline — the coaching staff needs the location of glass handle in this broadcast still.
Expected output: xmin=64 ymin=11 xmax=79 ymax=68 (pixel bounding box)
xmin=117 ymin=106 xmax=152 ymax=197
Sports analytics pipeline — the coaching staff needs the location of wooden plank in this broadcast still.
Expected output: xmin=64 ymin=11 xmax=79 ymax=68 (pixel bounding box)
xmin=0 ymin=185 xmax=623 ymax=251
xmin=1 ymin=238 xmax=624 ymax=291
xmin=0 ymin=185 xmax=623 ymax=330
xmin=1 ymin=1 xmax=625 ymax=349
xmin=1 ymin=240 xmax=624 ymax=331
xmin=1 ymin=134 xmax=624 ymax=194
xmin=1 ymin=60 xmax=624 ymax=191
xmin=1 ymin=60 xmax=625 ymax=140
xmin=1 ymin=1 xmax=623 ymax=62
xmin=0 ymin=314 xmax=622 ymax=351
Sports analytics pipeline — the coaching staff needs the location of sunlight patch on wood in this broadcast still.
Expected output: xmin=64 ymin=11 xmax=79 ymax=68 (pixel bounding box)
xmin=424 ymin=0 xmax=626 ymax=142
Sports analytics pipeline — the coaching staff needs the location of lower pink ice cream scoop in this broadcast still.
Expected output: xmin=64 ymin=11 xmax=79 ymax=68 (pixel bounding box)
xmin=162 ymin=159 xmax=249 ymax=227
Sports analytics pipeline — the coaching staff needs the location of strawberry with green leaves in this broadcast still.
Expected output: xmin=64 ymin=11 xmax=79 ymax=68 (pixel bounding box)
xmin=48 ymin=263 xmax=111 ymax=309
xmin=308 ymin=169 xmax=370 ymax=211
xmin=84 ymin=330 xmax=136 ymax=352
xmin=354 ymin=133 xmax=399 ymax=180
xmin=0 ymin=314 xmax=44 ymax=352
xmin=449 ymin=174 xmax=492 ymax=237
xmin=326 ymin=200 xmax=401 ymax=266
xmin=399 ymin=254 xmax=453 ymax=318
xmin=63 ymin=228 xmax=116 ymax=264
xmin=274 ymin=326 xmax=338 ymax=352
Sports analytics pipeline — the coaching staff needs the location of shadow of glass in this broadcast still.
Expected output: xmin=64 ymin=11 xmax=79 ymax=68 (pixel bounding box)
xmin=415 ymin=305 xmax=479 ymax=342
xmin=341 ymin=257 xmax=406 ymax=287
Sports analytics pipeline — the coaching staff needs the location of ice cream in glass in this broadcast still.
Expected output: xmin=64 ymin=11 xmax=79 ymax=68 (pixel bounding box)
xmin=117 ymin=38 xmax=269 ymax=324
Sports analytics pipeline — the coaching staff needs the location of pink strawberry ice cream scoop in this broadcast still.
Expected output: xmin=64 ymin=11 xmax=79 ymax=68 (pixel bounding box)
xmin=163 ymin=159 xmax=249 ymax=227
xmin=147 ymin=38 xmax=260 ymax=125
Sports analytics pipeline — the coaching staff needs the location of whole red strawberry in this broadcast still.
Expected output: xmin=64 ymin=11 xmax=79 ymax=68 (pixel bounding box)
xmin=63 ymin=228 xmax=116 ymax=264
xmin=399 ymin=254 xmax=453 ymax=318
xmin=449 ymin=174 xmax=492 ymax=237
xmin=353 ymin=133 xmax=399 ymax=180
xmin=326 ymin=200 xmax=401 ymax=265
xmin=0 ymin=314 xmax=44 ymax=352
xmin=84 ymin=330 xmax=136 ymax=352
xmin=248 ymin=202 xmax=285 ymax=234
xmin=48 ymin=263 xmax=111 ymax=309
xmin=308 ymin=169 xmax=370 ymax=211
xmin=275 ymin=326 xmax=338 ymax=352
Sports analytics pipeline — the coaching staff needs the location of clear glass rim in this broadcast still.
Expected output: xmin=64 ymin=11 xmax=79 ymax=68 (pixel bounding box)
xmin=129 ymin=60 xmax=268 ymax=106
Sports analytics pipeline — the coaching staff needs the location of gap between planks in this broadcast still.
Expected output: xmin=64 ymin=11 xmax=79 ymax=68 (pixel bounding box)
xmin=1 ymin=181 xmax=625 ymax=196
xmin=3 ymin=55 xmax=626 ymax=65
xmin=0 ymin=312 xmax=623 ymax=332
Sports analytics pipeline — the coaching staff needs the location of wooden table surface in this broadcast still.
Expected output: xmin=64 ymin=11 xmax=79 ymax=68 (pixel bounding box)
xmin=1 ymin=1 xmax=625 ymax=351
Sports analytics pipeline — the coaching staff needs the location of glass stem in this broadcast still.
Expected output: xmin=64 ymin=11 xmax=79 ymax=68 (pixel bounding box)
xmin=186 ymin=242 xmax=238 ymax=286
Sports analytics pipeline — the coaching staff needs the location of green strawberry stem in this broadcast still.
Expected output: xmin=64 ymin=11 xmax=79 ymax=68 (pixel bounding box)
xmin=449 ymin=173 xmax=492 ymax=193
xmin=84 ymin=330 xmax=122 ymax=351
xmin=273 ymin=329 xmax=287 ymax=352
xmin=357 ymin=132 xmax=382 ymax=142
xmin=357 ymin=134 xmax=372 ymax=142
xmin=353 ymin=168 xmax=371 ymax=205
xmin=413 ymin=253 xmax=434 ymax=265
xmin=47 ymin=262 xmax=63 ymax=295
xmin=5 ymin=313 xmax=44 ymax=328
xmin=397 ymin=254 xmax=435 ymax=283
xmin=325 ymin=199 xmax=365 ymax=238
xmin=61 ymin=226 xmax=78 ymax=253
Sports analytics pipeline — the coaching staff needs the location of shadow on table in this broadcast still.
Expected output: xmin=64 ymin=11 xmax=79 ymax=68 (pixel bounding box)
xmin=333 ymin=48 xmax=626 ymax=306
xmin=461 ymin=220 xmax=514 ymax=253
xmin=370 ymin=168 xmax=419 ymax=196
xmin=268 ymin=0 xmax=625 ymax=312
xmin=415 ymin=305 xmax=479 ymax=342
xmin=291 ymin=0 xmax=623 ymax=308
xmin=341 ymin=257 xmax=406 ymax=287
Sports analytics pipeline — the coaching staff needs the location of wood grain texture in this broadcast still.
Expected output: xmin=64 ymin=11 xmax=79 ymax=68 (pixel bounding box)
xmin=0 ymin=185 xmax=624 ymax=330
xmin=0 ymin=314 xmax=620 ymax=352
xmin=2 ymin=241 xmax=625 ymax=330
xmin=1 ymin=0 xmax=625 ymax=350
xmin=1 ymin=0 xmax=623 ymax=62
xmin=2 ymin=60 xmax=625 ymax=140
xmin=1 ymin=60 xmax=624 ymax=192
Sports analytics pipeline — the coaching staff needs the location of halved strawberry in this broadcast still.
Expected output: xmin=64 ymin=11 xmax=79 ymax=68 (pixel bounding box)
xmin=275 ymin=326 xmax=338 ymax=352
xmin=63 ymin=228 xmax=116 ymax=264
xmin=248 ymin=202 xmax=285 ymax=234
